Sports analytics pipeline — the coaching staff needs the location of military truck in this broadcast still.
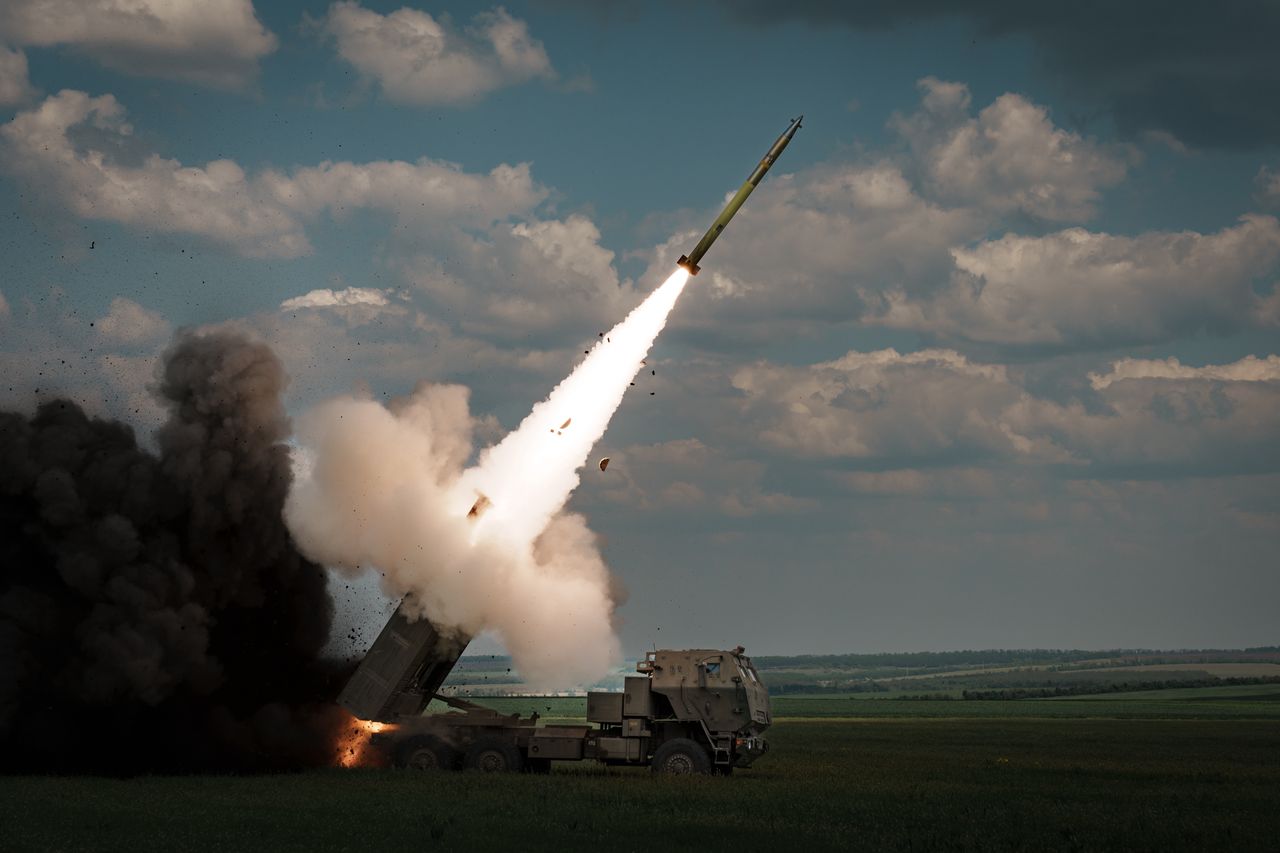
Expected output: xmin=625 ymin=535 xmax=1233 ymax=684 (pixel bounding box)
xmin=339 ymin=600 xmax=771 ymax=774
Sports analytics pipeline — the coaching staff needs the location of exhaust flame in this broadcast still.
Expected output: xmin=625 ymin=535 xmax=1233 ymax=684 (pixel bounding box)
xmin=287 ymin=268 xmax=691 ymax=688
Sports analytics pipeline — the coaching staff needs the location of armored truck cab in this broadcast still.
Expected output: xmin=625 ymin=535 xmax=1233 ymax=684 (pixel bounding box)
xmin=341 ymin=600 xmax=770 ymax=774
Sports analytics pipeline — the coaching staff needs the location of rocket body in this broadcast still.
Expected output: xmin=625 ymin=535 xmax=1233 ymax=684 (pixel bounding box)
xmin=678 ymin=116 xmax=802 ymax=275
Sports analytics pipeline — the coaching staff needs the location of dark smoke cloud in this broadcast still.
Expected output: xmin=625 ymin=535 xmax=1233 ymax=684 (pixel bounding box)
xmin=0 ymin=329 xmax=348 ymax=773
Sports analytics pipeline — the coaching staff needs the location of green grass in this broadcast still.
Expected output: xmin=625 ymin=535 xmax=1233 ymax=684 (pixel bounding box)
xmin=4 ymin=717 xmax=1279 ymax=852
xmin=770 ymin=696 xmax=1280 ymax=719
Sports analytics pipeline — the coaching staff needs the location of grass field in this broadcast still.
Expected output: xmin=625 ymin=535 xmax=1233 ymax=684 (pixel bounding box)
xmin=4 ymin=692 xmax=1279 ymax=852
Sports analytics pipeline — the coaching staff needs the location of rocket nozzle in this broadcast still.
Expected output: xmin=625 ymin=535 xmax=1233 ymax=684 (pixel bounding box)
xmin=677 ymin=255 xmax=701 ymax=276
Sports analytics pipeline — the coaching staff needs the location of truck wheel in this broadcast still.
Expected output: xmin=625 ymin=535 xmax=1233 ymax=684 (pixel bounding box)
xmin=651 ymin=738 xmax=712 ymax=775
xmin=464 ymin=737 xmax=524 ymax=773
xmin=394 ymin=735 xmax=458 ymax=771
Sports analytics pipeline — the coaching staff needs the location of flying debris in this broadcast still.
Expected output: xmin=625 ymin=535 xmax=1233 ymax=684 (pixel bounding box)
xmin=598 ymin=457 xmax=610 ymax=472
xmin=467 ymin=493 xmax=492 ymax=520
xmin=560 ymin=418 xmax=572 ymax=429
xmin=678 ymin=116 xmax=803 ymax=276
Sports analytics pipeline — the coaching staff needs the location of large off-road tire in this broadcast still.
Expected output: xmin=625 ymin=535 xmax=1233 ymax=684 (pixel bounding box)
xmin=463 ymin=737 xmax=524 ymax=773
xmin=650 ymin=738 xmax=712 ymax=775
xmin=394 ymin=735 xmax=459 ymax=771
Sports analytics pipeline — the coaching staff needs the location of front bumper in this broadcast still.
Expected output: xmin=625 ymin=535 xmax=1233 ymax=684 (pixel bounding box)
xmin=733 ymin=735 xmax=769 ymax=767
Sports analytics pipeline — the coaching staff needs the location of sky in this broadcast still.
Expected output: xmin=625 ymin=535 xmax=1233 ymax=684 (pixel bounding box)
xmin=2 ymin=0 xmax=1278 ymax=658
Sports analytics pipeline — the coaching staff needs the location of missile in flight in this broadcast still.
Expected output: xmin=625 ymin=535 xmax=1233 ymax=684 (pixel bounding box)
xmin=677 ymin=115 xmax=802 ymax=276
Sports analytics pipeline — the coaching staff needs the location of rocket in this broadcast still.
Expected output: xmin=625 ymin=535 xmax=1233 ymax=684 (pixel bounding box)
xmin=677 ymin=115 xmax=802 ymax=276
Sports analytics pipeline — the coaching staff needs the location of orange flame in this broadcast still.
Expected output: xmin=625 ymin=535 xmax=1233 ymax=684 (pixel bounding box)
xmin=334 ymin=716 xmax=394 ymax=768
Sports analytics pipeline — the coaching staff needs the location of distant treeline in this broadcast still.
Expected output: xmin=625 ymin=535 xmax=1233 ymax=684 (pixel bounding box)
xmin=960 ymin=676 xmax=1280 ymax=701
xmin=753 ymin=647 xmax=1280 ymax=670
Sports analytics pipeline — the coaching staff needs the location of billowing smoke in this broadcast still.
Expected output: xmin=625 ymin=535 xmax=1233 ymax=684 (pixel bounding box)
xmin=0 ymin=330 xmax=346 ymax=772
xmin=286 ymin=268 xmax=692 ymax=687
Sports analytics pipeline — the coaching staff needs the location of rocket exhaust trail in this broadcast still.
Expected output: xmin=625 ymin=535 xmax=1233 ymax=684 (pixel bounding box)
xmin=455 ymin=267 xmax=691 ymax=548
xmin=457 ymin=117 xmax=808 ymax=532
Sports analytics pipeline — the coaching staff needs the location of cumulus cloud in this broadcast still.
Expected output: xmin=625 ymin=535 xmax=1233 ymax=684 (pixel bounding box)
xmin=890 ymin=77 xmax=1131 ymax=221
xmin=320 ymin=2 xmax=556 ymax=106
xmin=94 ymin=296 xmax=171 ymax=347
xmin=639 ymin=160 xmax=980 ymax=338
xmin=732 ymin=348 xmax=1039 ymax=461
xmin=0 ymin=89 xmax=568 ymax=292
xmin=1 ymin=90 xmax=310 ymax=257
xmin=1 ymin=89 xmax=630 ymax=343
xmin=731 ymin=346 xmax=1280 ymax=476
xmin=280 ymin=287 xmax=393 ymax=310
xmin=1089 ymin=354 xmax=1280 ymax=388
xmin=869 ymin=215 xmax=1280 ymax=348
xmin=398 ymin=213 xmax=637 ymax=341
xmin=587 ymin=438 xmax=813 ymax=517
xmin=0 ymin=0 xmax=276 ymax=89
xmin=0 ymin=45 xmax=34 ymax=106
xmin=639 ymin=80 xmax=1130 ymax=343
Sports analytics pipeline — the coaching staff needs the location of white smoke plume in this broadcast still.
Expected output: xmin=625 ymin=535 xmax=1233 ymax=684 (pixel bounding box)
xmin=286 ymin=269 xmax=691 ymax=687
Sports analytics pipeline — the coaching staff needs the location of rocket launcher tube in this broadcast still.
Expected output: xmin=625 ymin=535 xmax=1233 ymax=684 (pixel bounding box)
xmin=678 ymin=115 xmax=802 ymax=275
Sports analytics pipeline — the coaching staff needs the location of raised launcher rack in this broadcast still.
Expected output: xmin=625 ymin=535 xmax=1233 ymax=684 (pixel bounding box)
xmin=337 ymin=599 xmax=470 ymax=722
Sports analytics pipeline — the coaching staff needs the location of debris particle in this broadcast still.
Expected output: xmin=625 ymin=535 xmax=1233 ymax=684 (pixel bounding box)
xmin=467 ymin=494 xmax=491 ymax=520
xmin=598 ymin=458 xmax=610 ymax=472
xmin=560 ymin=418 xmax=571 ymax=429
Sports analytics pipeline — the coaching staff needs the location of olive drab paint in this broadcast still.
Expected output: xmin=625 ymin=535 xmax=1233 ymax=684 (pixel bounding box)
xmin=678 ymin=116 xmax=803 ymax=276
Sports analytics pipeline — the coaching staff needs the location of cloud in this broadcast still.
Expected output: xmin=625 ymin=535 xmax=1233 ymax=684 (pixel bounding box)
xmin=639 ymin=160 xmax=980 ymax=338
xmin=0 ymin=0 xmax=276 ymax=89
xmin=731 ymin=348 xmax=1041 ymax=462
xmin=640 ymin=80 xmax=1127 ymax=342
xmin=0 ymin=44 xmax=35 ymax=106
xmin=94 ymin=296 xmax=171 ymax=347
xmin=890 ymin=77 xmax=1131 ymax=221
xmin=397 ymin=213 xmax=636 ymax=341
xmin=1 ymin=90 xmax=552 ymax=269
xmin=280 ymin=287 xmax=393 ymax=310
xmin=731 ymin=347 xmax=1280 ymax=477
xmin=3 ymin=87 xmax=629 ymax=346
xmin=1258 ymin=167 xmax=1280 ymax=206
xmin=263 ymin=156 xmax=545 ymax=227
xmin=1 ymin=90 xmax=310 ymax=257
xmin=320 ymin=2 xmax=556 ymax=106
xmin=1089 ymin=354 xmax=1280 ymax=388
xmin=717 ymin=2 xmax=1280 ymax=149
xmin=585 ymin=438 xmax=813 ymax=518
xmin=868 ymin=215 xmax=1280 ymax=348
